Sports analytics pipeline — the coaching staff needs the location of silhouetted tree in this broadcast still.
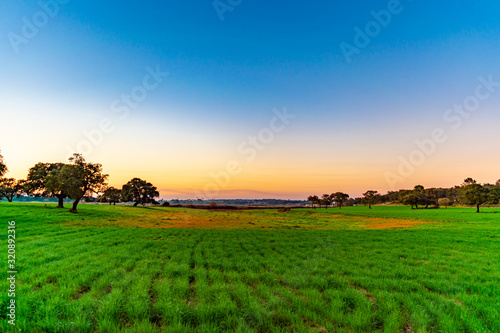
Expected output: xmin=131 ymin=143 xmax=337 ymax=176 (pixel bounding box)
xmin=402 ymin=185 xmax=437 ymax=209
xmin=362 ymin=190 xmax=380 ymax=209
xmin=59 ymin=154 xmax=108 ymax=213
xmin=307 ymin=195 xmax=320 ymax=209
xmin=122 ymin=178 xmax=159 ymax=206
xmin=320 ymin=194 xmax=333 ymax=209
xmin=0 ymin=150 xmax=6 ymax=177
xmin=100 ymin=187 xmax=122 ymax=205
xmin=25 ymin=163 xmax=68 ymax=208
xmin=463 ymin=178 xmax=477 ymax=186
xmin=332 ymin=192 xmax=349 ymax=209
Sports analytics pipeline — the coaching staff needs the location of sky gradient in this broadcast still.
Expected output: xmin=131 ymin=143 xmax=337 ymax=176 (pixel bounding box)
xmin=1 ymin=0 xmax=499 ymax=199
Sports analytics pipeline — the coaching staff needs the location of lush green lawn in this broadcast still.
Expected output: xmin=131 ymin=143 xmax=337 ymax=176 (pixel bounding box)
xmin=0 ymin=203 xmax=499 ymax=332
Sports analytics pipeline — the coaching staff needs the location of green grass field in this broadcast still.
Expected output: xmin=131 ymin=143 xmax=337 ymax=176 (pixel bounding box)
xmin=0 ymin=203 xmax=499 ymax=332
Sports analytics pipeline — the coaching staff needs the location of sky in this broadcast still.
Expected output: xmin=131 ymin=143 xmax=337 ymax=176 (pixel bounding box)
xmin=1 ymin=0 xmax=499 ymax=200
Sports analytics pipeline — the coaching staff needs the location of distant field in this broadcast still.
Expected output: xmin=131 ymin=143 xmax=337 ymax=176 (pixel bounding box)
xmin=0 ymin=203 xmax=499 ymax=332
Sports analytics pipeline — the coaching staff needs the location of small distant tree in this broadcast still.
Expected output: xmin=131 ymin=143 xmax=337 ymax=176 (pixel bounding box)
xmin=122 ymin=178 xmax=159 ymax=207
xmin=460 ymin=179 xmax=498 ymax=213
xmin=307 ymin=195 xmax=320 ymax=209
xmin=100 ymin=187 xmax=122 ymax=205
xmin=362 ymin=190 xmax=380 ymax=209
xmin=332 ymin=192 xmax=349 ymax=209
xmin=320 ymin=194 xmax=332 ymax=209
xmin=414 ymin=185 xmax=425 ymax=192
xmin=0 ymin=178 xmax=24 ymax=202
xmin=402 ymin=185 xmax=437 ymax=209
xmin=0 ymin=150 xmax=7 ymax=177
xmin=25 ymin=163 xmax=68 ymax=208
xmin=463 ymin=178 xmax=476 ymax=186
xmin=402 ymin=193 xmax=420 ymax=209
xmin=59 ymin=154 xmax=108 ymax=213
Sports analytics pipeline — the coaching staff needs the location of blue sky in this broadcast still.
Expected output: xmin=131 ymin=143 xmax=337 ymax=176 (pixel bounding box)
xmin=1 ymin=0 xmax=499 ymax=199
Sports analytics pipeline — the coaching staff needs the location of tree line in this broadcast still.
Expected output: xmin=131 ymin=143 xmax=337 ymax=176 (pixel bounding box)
xmin=307 ymin=192 xmax=351 ymax=209
xmin=0 ymin=151 xmax=159 ymax=213
xmin=307 ymin=179 xmax=500 ymax=213
xmin=1 ymin=150 xmax=499 ymax=213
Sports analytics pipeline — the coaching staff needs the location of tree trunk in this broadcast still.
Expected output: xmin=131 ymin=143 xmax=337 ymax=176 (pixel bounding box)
xmin=69 ymin=198 xmax=81 ymax=213
xmin=133 ymin=201 xmax=139 ymax=207
xmin=477 ymin=204 xmax=480 ymax=213
xmin=369 ymin=204 xmax=372 ymax=209
xmin=109 ymin=202 xmax=112 ymax=205
xmin=57 ymin=195 xmax=64 ymax=208
xmin=7 ymin=196 xmax=13 ymax=203
xmin=113 ymin=202 xmax=116 ymax=206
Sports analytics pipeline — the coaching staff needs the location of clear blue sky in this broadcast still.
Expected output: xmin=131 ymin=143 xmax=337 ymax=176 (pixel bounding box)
xmin=1 ymin=0 xmax=500 ymax=199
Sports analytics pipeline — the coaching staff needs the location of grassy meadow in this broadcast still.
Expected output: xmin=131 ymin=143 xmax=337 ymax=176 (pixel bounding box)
xmin=0 ymin=203 xmax=499 ymax=332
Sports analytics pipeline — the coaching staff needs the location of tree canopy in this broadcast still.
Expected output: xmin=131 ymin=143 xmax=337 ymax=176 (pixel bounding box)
xmin=58 ymin=154 xmax=108 ymax=213
xmin=400 ymin=185 xmax=437 ymax=209
xmin=307 ymin=195 xmax=320 ymax=208
xmin=25 ymin=163 xmax=68 ymax=208
xmin=460 ymin=179 xmax=498 ymax=213
xmin=0 ymin=178 xmax=24 ymax=202
xmin=320 ymin=194 xmax=333 ymax=209
xmin=122 ymin=178 xmax=159 ymax=206
xmin=362 ymin=190 xmax=380 ymax=209
xmin=332 ymin=192 xmax=350 ymax=209
xmin=100 ymin=187 xmax=122 ymax=205
xmin=0 ymin=150 xmax=7 ymax=177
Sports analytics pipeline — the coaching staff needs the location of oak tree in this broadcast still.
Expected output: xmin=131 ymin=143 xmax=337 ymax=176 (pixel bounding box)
xmin=362 ymin=190 xmax=380 ymax=209
xmin=100 ymin=187 xmax=122 ymax=205
xmin=59 ymin=154 xmax=108 ymax=213
xmin=0 ymin=178 xmax=24 ymax=202
xmin=122 ymin=178 xmax=159 ymax=206
xmin=332 ymin=192 xmax=350 ymax=209
xmin=25 ymin=163 xmax=68 ymax=208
